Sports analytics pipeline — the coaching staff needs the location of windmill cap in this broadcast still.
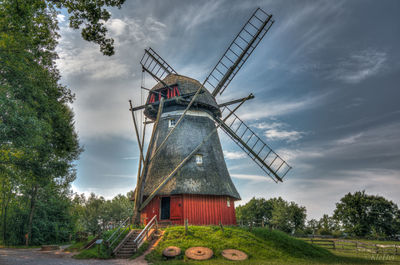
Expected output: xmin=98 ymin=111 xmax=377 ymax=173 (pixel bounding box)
xmin=144 ymin=74 xmax=220 ymax=119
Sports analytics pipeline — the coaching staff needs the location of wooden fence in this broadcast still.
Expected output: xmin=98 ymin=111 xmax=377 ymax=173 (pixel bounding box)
xmin=303 ymin=238 xmax=400 ymax=255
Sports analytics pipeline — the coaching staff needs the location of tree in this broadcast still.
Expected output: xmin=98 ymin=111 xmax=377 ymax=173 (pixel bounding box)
xmin=49 ymin=0 xmax=126 ymax=56
xmin=333 ymin=191 xmax=400 ymax=237
xmin=235 ymin=197 xmax=273 ymax=225
xmin=1 ymin=0 xmax=125 ymax=245
xmin=270 ymin=197 xmax=306 ymax=234
xmin=236 ymin=197 xmax=307 ymax=234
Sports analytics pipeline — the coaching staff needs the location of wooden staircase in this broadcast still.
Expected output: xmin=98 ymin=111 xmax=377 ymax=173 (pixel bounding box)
xmin=114 ymin=230 xmax=141 ymax=258
xmin=110 ymin=215 xmax=159 ymax=259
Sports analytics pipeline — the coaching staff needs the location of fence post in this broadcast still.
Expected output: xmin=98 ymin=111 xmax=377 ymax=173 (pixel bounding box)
xmin=396 ymin=245 xmax=398 ymax=255
xmin=333 ymin=240 xmax=336 ymax=250
xmin=185 ymin=219 xmax=188 ymax=235
xmin=261 ymin=219 xmax=264 ymax=228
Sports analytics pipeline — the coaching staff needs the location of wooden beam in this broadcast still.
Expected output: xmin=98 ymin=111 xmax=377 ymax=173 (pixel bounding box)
xmin=129 ymin=100 xmax=144 ymax=166
xmin=218 ymin=93 xmax=254 ymax=108
xmin=132 ymin=98 xmax=164 ymax=224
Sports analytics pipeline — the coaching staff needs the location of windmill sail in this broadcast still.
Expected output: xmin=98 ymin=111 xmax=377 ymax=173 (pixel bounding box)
xmin=140 ymin=48 xmax=177 ymax=82
xmin=215 ymin=106 xmax=291 ymax=183
xmin=204 ymin=8 xmax=274 ymax=97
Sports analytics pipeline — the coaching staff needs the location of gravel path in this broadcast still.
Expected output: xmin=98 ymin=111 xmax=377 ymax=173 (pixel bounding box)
xmin=0 ymin=246 xmax=146 ymax=265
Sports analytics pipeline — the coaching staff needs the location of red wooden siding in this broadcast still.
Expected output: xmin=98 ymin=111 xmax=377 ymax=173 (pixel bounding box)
xmin=140 ymin=194 xmax=236 ymax=225
xmin=183 ymin=194 xmax=236 ymax=225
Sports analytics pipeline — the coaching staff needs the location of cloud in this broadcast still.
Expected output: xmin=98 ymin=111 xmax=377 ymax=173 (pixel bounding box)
xmin=253 ymin=122 xmax=285 ymax=130
xmin=56 ymin=16 xmax=167 ymax=81
xmin=238 ymin=93 xmax=326 ymax=120
xmin=57 ymin=14 xmax=65 ymax=23
xmin=122 ymin=156 xmax=139 ymax=160
xmin=223 ymin=150 xmax=246 ymax=160
xmin=252 ymin=121 xmax=305 ymax=142
xmin=330 ymin=49 xmax=387 ymax=84
xmin=177 ymin=1 xmax=224 ymax=31
xmin=231 ymin=174 xmax=272 ymax=182
xmin=336 ymin=133 xmax=363 ymax=145
xmin=265 ymin=129 xmax=304 ymax=142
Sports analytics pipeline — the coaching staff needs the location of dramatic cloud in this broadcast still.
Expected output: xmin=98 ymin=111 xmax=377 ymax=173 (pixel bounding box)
xmin=57 ymin=0 xmax=400 ymax=220
xmin=330 ymin=49 xmax=387 ymax=84
xmin=253 ymin=121 xmax=305 ymax=142
xmin=238 ymin=93 xmax=327 ymax=120
xmin=223 ymin=150 xmax=247 ymax=160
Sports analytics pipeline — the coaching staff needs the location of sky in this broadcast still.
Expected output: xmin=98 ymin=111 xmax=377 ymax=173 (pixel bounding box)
xmin=55 ymin=0 xmax=400 ymax=220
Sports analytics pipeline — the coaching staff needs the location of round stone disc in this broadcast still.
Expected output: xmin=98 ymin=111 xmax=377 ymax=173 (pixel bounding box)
xmin=185 ymin=247 xmax=213 ymax=260
xmin=162 ymin=246 xmax=181 ymax=257
xmin=221 ymin=249 xmax=248 ymax=261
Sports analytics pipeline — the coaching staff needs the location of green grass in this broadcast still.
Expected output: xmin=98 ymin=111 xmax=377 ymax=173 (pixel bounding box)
xmin=64 ymin=236 xmax=95 ymax=252
xmin=73 ymin=243 xmax=111 ymax=259
xmin=145 ymin=226 xmax=393 ymax=265
xmin=130 ymin=241 xmax=150 ymax=259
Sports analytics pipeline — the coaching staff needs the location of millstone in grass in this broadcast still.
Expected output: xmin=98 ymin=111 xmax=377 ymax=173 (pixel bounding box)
xmin=221 ymin=249 xmax=248 ymax=261
xmin=185 ymin=247 xmax=213 ymax=260
xmin=162 ymin=246 xmax=181 ymax=257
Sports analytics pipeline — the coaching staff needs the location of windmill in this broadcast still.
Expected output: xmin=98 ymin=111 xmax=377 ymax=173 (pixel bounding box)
xmin=129 ymin=8 xmax=291 ymax=225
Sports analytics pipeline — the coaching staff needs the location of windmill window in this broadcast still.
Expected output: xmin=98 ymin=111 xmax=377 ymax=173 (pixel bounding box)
xmin=195 ymin=154 xmax=203 ymax=165
xmin=168 ymin=119 xmax=176 ymax=128
xmin=227 ymin=197 xmax=231 ymax=207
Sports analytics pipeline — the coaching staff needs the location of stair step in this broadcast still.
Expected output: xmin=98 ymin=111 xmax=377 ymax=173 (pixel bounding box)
xmin=117 ymin=249 xmax=135 ymax=253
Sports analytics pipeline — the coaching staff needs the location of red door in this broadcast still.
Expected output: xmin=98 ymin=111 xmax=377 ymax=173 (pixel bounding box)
xmin=170 ymin=195 xmax=183 ymax=224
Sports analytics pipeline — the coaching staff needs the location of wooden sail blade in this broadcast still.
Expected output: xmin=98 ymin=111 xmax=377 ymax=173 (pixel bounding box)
xmin=140 ymin=47 xmax=177 ymax=82
xmin=204 ymin=8 xmax=274 ymax=97
xmin=215 ymin=107 xmax=291 ymax=182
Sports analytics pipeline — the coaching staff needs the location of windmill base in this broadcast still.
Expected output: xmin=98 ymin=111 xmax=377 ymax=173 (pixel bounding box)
xmin=140 ymin=194 xmax=237 ymax=226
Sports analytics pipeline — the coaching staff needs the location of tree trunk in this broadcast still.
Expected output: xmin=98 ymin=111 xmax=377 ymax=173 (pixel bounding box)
xmin=3 ymin=187 xmax=11 ymax=245
xmin=26 ymin=185 xmax=38 ymax=246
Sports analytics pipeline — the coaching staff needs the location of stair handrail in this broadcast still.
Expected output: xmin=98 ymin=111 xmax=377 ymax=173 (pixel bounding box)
xmin=106 ymin=216 xmax=130 ymax=249
xmin=133 ymin=215 xmax=158 ymax=247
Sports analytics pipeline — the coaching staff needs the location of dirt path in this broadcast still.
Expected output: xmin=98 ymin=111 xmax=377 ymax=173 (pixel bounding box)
xmin=0 ymin=246 xmax=141 ymax=265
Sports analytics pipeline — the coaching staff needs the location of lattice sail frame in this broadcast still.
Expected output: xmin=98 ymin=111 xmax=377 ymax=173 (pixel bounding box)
xmin=204 ymin=8 xmax=274 ymax=97
xmin=135 ymin=8 xmax=291 ymax=183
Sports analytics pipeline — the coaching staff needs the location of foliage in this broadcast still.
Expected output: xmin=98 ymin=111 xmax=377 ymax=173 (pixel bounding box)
xmin=64 ymin=235 xmax=95 ymax=252
xmin=236 ymin=197 xmax=307 ymax=234
xmin=0 ymin=0 xmax=125 ymax=246
xmin=130 ymin=240 xmax=150 ymax=259
xmin=333 ymin=191 xmax=400 ymax=238
xmin=145 ymin=226 xmax=379 ymax=265
xmin=48 ymin=0 xmax=126 ymax=56
xmin=71 ymin=192 xmax=133 ymax=236
xmin=73 ymin=243 xmax=111 ymax=259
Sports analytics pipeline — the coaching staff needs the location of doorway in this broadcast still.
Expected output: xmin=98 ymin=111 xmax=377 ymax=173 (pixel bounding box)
xmin=160 ymin=197 xmax=170 ymax=220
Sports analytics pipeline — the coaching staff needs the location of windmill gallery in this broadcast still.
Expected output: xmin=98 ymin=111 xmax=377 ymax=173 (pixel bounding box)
xmin=129 ymin=8 xmax=291 ymax=226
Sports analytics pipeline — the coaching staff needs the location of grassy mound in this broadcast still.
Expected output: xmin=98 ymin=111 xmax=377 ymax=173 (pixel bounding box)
xmin=146 ymin=226 xmax=383 ymax=265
